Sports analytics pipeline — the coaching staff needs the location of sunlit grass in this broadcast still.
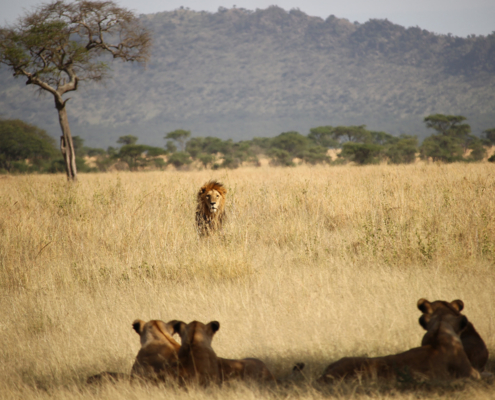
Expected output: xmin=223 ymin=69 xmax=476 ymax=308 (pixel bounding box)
xmin=1 ymin=163 xmax=494 ymax=399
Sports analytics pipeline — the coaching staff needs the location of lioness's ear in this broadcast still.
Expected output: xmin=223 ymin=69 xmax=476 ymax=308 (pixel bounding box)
xmin=132 ymin=319 xmax=145 ymax=335
xmin=418 ymin=315 xmax=429 ymax=330
xmin=450 ymin=300 xmax=464 ymax=312
xmin=172 ymin=320 xmax=186 ymax=336
xmin=417 ymin=298 xmax=433 ymax=314
xmin=165 ymin=320 xmax=179 ymax=335
xmin=208 ymin=321 xmax=220 ymax=334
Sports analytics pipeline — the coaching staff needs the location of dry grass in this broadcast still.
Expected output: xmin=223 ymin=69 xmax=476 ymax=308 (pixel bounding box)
xmin=1 ymin=163 xmax=495 ymax=399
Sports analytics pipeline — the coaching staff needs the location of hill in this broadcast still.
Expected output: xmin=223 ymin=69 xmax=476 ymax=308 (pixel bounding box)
xmin=1 ymin=6 xmax=494 ymax=148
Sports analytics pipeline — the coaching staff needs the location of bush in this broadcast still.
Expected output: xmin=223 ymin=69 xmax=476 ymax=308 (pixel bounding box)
xmin=307 ymin=126 xmax=339 ymax=148
xmin=340 ymin=142 xmax=384 ymax=165
xmin=146 ymin=146 xmax=166 ymax=157
xmin=152 ymin=158 xmax=167 ymax=170
xmin=86 ymin=148 xmax=106 ymax=157
xmin=117 ymin=144 xmax=150 ymax=171
xmin=198 ymin=153 xmax=215 ymax=168
xmin=268 ymin=149 xmax=294 ymax=166
xmin=419 ymin=135 xmax=464 ymax=163
xmin=386 ymin=135 xmax=418 ymax=164
xmin=302 ymin=146 xmax=330 ymax=165
xmin=221 ymin=156 xmax=240 ymax=169
xmin=466 ymin=137 xmax=486 ymax=161
xmin=271 ymin=131 xmax=310 ymax=157
xmin=167 ymin=151 xmax=192 ymax=168
xmin=0 ymin=119 xmax=57 ymax=172
xmin=46 ymin=157 xmax=96 ymax=173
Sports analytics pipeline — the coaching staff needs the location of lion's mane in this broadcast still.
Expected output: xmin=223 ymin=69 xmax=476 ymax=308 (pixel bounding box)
xmin=196 ymin=180 xmax=227 ymax=235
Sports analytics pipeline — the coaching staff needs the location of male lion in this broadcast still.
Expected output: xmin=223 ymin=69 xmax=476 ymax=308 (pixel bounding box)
xmin=196 ymin=180 xmax=227 ymax=236
xmin=417 ymin=298 xmax=488 ymax=373
xmin=317 ymin=304 xmax=480 ymax=383
xmin=131 ymin=319 xmax=181 ymax=382
xmin=172 ymin=320 xmax=221 ymax=386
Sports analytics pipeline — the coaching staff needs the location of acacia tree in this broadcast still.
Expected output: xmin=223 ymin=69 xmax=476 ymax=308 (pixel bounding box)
xmin=0 ymin=0 xmax=151 ymax=181
xmin=165 ymin=129 xmax=191 ymax=152
xmin=333 ymin=125 xmax=371 ymax=144
xmin=421 ymin=114 xmax=485 ymax=161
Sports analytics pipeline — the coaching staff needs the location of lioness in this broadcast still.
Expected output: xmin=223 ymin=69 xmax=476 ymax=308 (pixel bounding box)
xmin=196 ymin=180 xmax=227 ymax=236
xmin=131 ymin=319 xmax=181 ymax=381
xmin=317 ymin=306 xmax=480 ymax=383
xmin=172 ymin=320 xmax=221 ymax=386
xmin=417 ymin=298 xmax=488 ymax=372
xmin=86 ymin=319 xmax=180 ymax=385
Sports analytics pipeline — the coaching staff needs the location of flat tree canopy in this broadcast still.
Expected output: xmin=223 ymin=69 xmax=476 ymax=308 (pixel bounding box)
xmin=0 ymin=0 xmax=151 ymax=180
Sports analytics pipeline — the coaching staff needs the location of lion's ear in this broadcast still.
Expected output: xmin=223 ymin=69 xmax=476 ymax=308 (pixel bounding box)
xmin=199 ymin=188 xmax=206 ymax=195
xmin=166 ymin=320 xmax=181 ymax=336
xmin=417 ymin=298 xmax=433 ymax=314
xmin=450 ymin=300 xmax=464 ymax=312
xmin=419 ymin=315 xmax=429 ymax=330
xmin=207 ymin=321 xmax=220 ymax=334
xmin=132 ymin=319 xmax=145 ymax=335
xmin=172 ymin=320 xmax=186 ymax=336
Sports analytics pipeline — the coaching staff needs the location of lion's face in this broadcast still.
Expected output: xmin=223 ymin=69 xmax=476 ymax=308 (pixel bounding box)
xmin=196 ymin=181 xmax=227 ymax=235
xmin=204 ymin=189 xmax=222 ymax=213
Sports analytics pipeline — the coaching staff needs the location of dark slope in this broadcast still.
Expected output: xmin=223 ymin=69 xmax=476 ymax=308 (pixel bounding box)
xmin=1 ymin=6 xmax=494 ymax=147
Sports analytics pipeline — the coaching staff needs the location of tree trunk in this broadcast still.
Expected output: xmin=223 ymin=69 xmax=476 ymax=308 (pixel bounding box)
xmin=55 ymin=98 xmax=78 ymax=181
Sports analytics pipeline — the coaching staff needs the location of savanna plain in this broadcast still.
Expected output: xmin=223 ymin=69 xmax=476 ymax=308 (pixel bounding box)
xmin=1 ymin=163 xmax=495 ymax=400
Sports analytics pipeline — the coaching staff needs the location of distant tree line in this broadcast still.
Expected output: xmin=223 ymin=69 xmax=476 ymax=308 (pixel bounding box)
xmin=1 ymin=114 xmax=495 ymax=174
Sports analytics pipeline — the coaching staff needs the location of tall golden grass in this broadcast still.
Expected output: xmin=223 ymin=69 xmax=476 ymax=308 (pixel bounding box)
xmin=1 ymin=163 xmax=494 ymax=399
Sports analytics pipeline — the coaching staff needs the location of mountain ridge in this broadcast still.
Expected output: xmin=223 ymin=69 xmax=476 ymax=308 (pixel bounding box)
xmin=1 ymin=6 xmax=494 ymax=148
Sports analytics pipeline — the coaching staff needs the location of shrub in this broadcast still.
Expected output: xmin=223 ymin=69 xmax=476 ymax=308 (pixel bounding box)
xmin=302 ymin=146 xmax=330 ymax=165
xmin=340 ymin=142 xmax=384 ymax=165
xmin=386 ymin=135 xmax=418 ymax=164
xmin=419 ymin=135 xmax=464 ymax=163
xmin=268 ymin=149 xmax=294 ymax=166
xmin=167 ymin=151 xmax=192 ymax=168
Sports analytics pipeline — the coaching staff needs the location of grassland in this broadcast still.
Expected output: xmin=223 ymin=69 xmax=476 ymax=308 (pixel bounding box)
xmin=1 ymin=163 xmax=495 ymax=399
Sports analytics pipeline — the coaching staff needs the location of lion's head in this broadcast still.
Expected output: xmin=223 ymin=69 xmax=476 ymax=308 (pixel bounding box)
xmin=130 ymin=319 xmax=180 ymax=381
xmin=417 ymin=298 xmax=488 ymax=372
xmin=196 ymin=180 xmax=227 ymax=235
xmin=172 ymin=320 xmax=221 ymax=385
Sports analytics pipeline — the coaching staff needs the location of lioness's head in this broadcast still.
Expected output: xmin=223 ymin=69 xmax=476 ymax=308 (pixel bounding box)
xmin=172 ymin=320 xmax=220 ymax=347
xmin=132 ymin=319 xmax=178 ymax=347
xmin=417 ymin=298 xmax=468 ymax=334
xmin=198 ymin=181 xmax=226 ymax=215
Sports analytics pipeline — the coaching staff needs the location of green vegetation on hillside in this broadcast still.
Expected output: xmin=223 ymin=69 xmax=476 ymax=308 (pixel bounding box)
xmin=1 ymin=6 xmax=494 ymax=147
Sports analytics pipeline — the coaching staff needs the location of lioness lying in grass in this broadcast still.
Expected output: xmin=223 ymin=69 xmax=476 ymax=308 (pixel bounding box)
xmin=89 ymin=317 xmax=290 ymax=386
xmin=417 ymin=298 xmax=488 ymax=373
xmin=317 ymin=301 xmax=480 ymax=383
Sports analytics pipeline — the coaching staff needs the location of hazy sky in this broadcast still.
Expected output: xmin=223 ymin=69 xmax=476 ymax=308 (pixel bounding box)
xmin=1 ymin=0 xmax=494 ymax=37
